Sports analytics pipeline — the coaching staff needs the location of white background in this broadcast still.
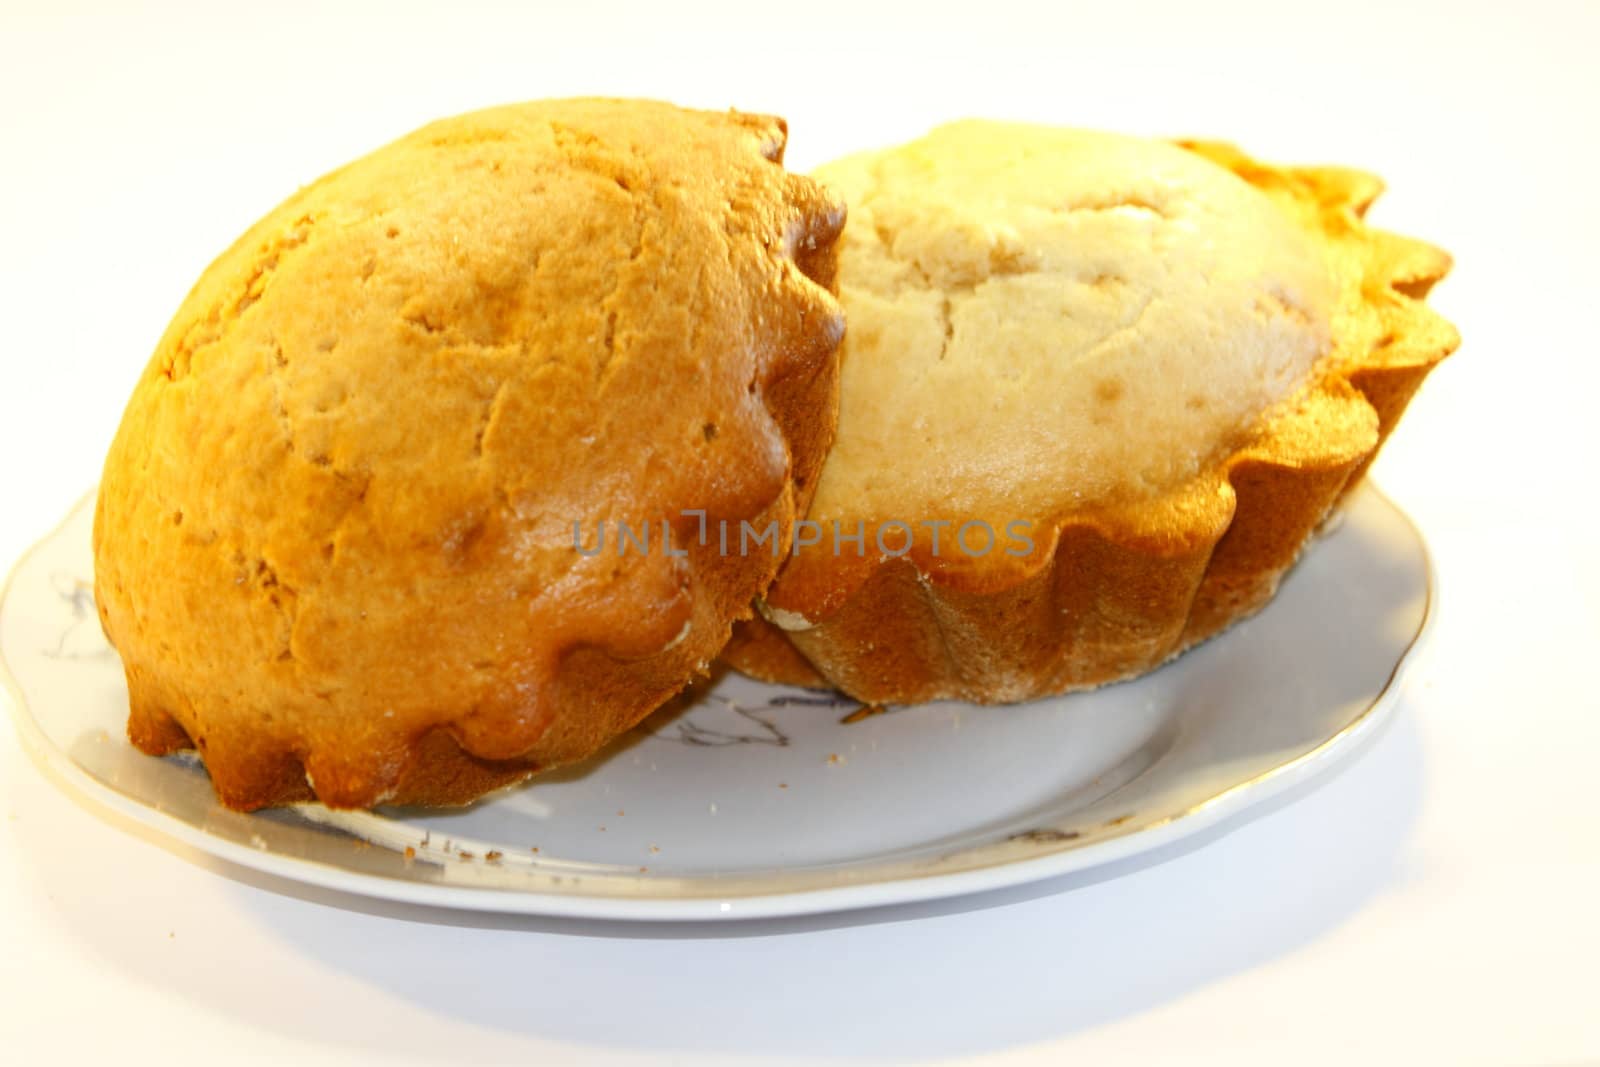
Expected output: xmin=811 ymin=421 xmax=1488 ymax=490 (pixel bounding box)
xmin=3 ymin=1 xmax=1598 ymax=1063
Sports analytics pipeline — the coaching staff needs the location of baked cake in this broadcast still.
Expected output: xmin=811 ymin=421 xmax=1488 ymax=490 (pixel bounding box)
xmin=724 ymin=121 xmax=1457 ymax=703
xmin=94 ymin=98 xmax=846 ymax=809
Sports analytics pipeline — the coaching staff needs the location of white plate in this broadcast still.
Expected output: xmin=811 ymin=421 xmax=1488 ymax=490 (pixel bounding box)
xmin=1 ymin=483 xmax=1431 ymax=921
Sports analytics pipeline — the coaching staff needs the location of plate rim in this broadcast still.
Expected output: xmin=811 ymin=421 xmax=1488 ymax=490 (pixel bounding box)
xmin=1 ymin=484 xmax=1435 ymax=921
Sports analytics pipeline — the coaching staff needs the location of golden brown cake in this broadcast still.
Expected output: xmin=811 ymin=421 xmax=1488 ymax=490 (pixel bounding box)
xmin=723 ymin=121 xmax=1457 ymax=703
xmin=94 ymin=98 xmax=846 ymax=810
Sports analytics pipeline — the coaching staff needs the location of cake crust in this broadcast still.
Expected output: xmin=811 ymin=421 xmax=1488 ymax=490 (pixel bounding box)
xmin=95 ymin=99 xmax=846 ymax=809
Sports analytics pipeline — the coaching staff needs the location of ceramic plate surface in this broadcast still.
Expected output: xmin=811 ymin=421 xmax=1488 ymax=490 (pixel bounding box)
xmin=2 ymin=484 xmax=1430 ymax=920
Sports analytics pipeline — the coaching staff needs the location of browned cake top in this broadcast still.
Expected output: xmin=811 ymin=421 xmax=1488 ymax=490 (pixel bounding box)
xmin=94 ymin=98 xmax=845 ymax=807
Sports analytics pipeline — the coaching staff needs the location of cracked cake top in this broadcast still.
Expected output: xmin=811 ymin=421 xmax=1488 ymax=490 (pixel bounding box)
xmin=805 ymin=120 xmax=1334 ymax=526
xmin=93 ymin=98 xmax=846 ymax=809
